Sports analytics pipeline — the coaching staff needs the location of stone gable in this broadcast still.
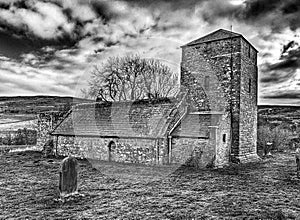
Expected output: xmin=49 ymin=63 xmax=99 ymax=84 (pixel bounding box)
xmin=184 ymin=29 xmax=241 ymax=46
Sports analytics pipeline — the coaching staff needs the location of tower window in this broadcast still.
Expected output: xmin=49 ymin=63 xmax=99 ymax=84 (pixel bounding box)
xmin=248 ymin=78 xmax=251 ymax=93
xmin=204 ymin=76 xmax=209 ymax=90
xmin=206 ymin=130 xmax=210 ymax=138
xmin=248 ymin=44 xmax=251 ymax=58
xmin=223 ymin=134 xmax=226 ymax=143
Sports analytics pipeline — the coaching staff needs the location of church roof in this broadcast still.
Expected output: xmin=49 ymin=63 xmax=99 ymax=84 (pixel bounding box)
xmin=182 ymin=29 xmax=258 ymax=52
xmin=51 ymin=99 xmax=179 ymax=139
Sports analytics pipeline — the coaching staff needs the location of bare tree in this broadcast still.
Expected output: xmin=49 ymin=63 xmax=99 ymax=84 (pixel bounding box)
xmin=86 ymin=55 xmax=179 ymax=101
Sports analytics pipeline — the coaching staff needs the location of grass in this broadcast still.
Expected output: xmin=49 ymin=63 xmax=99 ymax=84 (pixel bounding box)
xmin=90 ymin=159 xmax=180 ymax=183
xmin=1 ymin=151 xmax=300 ymax=219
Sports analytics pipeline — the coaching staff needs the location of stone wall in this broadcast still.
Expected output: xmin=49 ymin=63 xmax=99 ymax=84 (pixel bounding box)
xmin=55 ymin=134 xmax=222 ymax=167
xmin=181 ymin=37 xmax=241 ymax=156
xmin=215 ymin=112 xmax=231 ymax=167
xmin=36 ymin=112 xmax=67 ymax=150
xmin=238 ymin=39 xmax=259 ymax=162
xmin=171 ymin=122 xmax=230 ymax=168
xmin=181 ymin=34 xmax=259 ymax=163
xmin=171 ymin=138 xmax=211 ymax=167
xmin=56 ymin=136 xmax=160 ymax=165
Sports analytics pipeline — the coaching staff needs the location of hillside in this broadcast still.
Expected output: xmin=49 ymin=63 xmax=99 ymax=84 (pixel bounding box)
xmin=0 ymin=96 xmax=92 ymax=114
xmin=258 ymin=105 xmax=300 ymax=130
xmin=0 ymin=96 xmax=300 ymax=129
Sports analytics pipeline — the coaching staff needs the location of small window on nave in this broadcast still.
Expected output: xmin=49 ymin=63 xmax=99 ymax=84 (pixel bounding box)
xmin=204 ymin=76 xmax=210 ymax=90
xmin=248 ymin=78 xmax=251 ymax=93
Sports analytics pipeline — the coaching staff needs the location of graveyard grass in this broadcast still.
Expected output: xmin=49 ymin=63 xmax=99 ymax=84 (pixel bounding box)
xmin=1 ymin=151 xmax=300 ymax=219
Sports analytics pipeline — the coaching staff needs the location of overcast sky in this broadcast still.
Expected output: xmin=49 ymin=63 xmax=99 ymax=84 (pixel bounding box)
xmin=0 ymin=0 xmax=299 ymax=105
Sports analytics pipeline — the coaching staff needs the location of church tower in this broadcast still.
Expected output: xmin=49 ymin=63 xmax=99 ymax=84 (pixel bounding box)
xmin=180 ymin=29 xmax=260 ymax=163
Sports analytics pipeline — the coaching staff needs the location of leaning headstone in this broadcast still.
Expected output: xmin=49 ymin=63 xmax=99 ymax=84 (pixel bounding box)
xmin=296 ymin=147 xmax=300 ymax=178
xmin=59 ymin=156 xmax=78 ymax=198
xmin=42 ymin=139 xmax=54 ymax=158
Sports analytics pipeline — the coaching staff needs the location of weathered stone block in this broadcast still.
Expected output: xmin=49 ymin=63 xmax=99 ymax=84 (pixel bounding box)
xmin=59 ymin=156 xmax=78 ymax=197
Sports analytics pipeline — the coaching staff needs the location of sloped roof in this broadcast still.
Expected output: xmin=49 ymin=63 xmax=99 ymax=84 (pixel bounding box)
xmin=182 ymin=29 xmax=258 ymax=51
xmin=51 ymin=99 xmax=179 ymax=139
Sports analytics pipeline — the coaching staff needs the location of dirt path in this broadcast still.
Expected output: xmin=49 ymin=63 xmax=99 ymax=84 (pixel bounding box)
xmin=0 ymin=151 xmax=300 ymax=219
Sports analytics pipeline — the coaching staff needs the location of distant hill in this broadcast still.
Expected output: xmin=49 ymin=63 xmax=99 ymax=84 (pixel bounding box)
xmin=1 ymin=96 xmax=300 ymax=128
xmin=0 ymin=96 xmax=93 ymax=114
xmin=258 ymin=105 xmax=300 ymax=129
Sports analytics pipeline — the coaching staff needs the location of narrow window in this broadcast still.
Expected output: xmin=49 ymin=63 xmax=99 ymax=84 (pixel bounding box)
xmin=204 ymin=76 xmax=209 ymax=90
xmin=223 ymin=134 xmax=226 ymax=143
xmin=206 ymin=130 xmax=210 ymax=138
xmin=248 ymin=44 xmax=251 ymax=58
xmin=248 ymin=78 xmax=251 ymax=93
xmin=108 ymin=141 xmax=116 ymax=162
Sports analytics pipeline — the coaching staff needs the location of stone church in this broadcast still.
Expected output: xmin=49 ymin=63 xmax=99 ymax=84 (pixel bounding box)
xmin=41 ymin=29 xmax=260 ymax=168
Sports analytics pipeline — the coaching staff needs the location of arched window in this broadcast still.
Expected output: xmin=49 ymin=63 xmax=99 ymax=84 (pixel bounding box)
xmin=108 ymin=141 xmax=116 ymax=162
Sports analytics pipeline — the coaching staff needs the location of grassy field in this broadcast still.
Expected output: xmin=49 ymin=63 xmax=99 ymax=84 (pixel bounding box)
xmin=90 ymin=159 xmax=180 ymax=183
xmin=1 ymin=151 xmax=300 ymax=219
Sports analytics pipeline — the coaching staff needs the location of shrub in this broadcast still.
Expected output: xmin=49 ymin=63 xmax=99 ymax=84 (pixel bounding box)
xmin=258 ymin=125 xmax=292 ymax=155
xmin=257 ymin=126 xmax=272 ymax=155
xmin=272 ymin=126 xmax=291 ymax=151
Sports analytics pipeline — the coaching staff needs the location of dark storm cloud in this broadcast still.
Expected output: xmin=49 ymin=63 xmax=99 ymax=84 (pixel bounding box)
xmin=240 ymin=0 xmax=281 ymax=19
xmin=0 ymin=32 xmax=34 ymax=58
xmin=89 ymin=0 xmax=119 ymax=21
xmin=260 ymin=44 xmax=300 ymax=84
xmin=0 ymin=2 xmax=9 ymax=10
xmin=266 ymin=43 xmax=300 ymax=72
xmin=123 ymin=0 xmax=300 ymax=34
xmin=282 ymin=41 xmax=297 ymax=54
xmin=282 ymin=0 xmax=300 ymax=14
xmin=141 ymin=0 xmax=300 ymax=32
xmin=121 ymin=0 xmax=202 ymax=9
xmin=262 ymin=92 xmax=300 ymax=99
xmin=238 ymin=0 xmax=300 ymax=31
xmin=260 ymin=68 xmax=295 ymax=84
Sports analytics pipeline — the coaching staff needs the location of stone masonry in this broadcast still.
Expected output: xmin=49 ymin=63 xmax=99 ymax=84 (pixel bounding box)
xmin=46 ymin=29 xmax=260 ymax=168
xmin=36 ymin=111 xmax=67 ymax=151
xmin=181 ymin=29 xmax=259 ymax=163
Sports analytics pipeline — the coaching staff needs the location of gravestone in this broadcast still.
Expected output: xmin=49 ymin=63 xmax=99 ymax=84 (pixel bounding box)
xmin=42 ymin=139 xmax=54 ymax=158
xmin=296 ymin=147 xmax=300 ymax=178
xmin=59 ymin=156 xmax=78 ymax=197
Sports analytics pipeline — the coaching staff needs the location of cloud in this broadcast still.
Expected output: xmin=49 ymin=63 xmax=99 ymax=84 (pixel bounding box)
xmin=0 ymin=67 xmax=71 ymax=95
xmin=0 ymin=55 xmax=82 ymax=96
xmin=262 ymin=92 xmax=300 ymax=99
xmin=260 ymin=40 xmax=300 ymax=84
xmin=260 ymin=68 xmax=296 ymax=84
xmin=282 ymin=41 xmax=297 ymax=54
xmin=0 ymin=0 xmax=161 ymax=60
xmin=232 ymin=0 xmax=300 ymax=35
xmin=0 ymin=0 xmax=299 ymax=105
xmin=62 ymin=2 xmax=96 ymax=22
xmin=0 ymin=1 xmax=75 ymax=40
